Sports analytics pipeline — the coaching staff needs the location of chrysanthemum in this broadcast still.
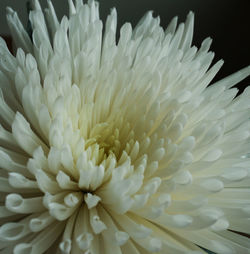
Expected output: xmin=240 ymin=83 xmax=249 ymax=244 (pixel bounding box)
xmin=0 ymin=0 xmax=250 ymax=253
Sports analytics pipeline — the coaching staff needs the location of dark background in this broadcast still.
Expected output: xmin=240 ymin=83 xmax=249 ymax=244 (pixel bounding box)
xmin=1 ymin=0 xmax=250 ymax=93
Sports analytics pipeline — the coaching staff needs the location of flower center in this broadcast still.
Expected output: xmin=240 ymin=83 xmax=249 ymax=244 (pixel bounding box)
xmin=85 ymin=122 xmax=121 ymax=163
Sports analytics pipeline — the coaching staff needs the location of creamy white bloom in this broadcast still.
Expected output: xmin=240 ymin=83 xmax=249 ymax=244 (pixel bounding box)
xmin=0 ymin=0 xmax=250 ymax=253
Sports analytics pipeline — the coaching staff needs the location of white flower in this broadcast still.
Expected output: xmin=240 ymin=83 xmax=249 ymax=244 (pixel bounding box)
xmin=0 ymin=0 xmax=250 ymax=253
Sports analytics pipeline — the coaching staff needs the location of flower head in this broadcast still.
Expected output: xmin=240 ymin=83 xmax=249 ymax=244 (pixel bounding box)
xmin=0 ymin=0 xmax=250 ymax=253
